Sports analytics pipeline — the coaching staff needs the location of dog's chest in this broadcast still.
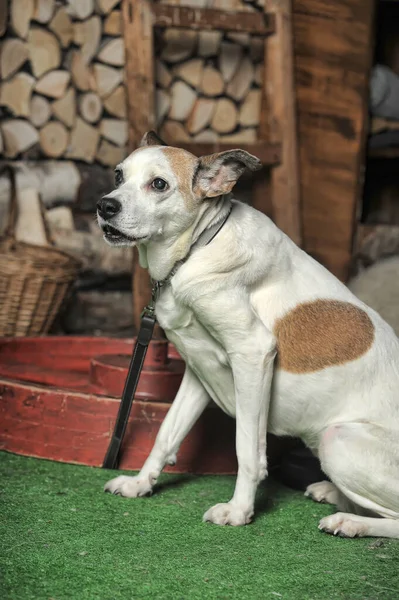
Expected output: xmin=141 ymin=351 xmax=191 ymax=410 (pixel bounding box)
xmin=155 ymin=285 xmax=194 ymax=333
xmin=155 ymin=286 xmax=236 ymax=416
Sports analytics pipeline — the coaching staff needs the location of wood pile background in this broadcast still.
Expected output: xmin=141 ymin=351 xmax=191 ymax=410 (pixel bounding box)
xmin=154 ymin=0 xmax=265 ymax=146
xmin=0 ymin=0 xmax=265 ymax=166
xmin=0 ymin=0 xmax=266 ymax=336
xmin=0 ymin=0 xmax=128 ymax=165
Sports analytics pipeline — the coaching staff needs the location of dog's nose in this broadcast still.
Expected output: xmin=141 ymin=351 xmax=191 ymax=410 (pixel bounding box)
xmin=97 ymin=196 xmax=121 ymax=220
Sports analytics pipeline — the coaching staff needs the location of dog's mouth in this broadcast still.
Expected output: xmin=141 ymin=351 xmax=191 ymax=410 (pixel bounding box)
xmin=101 ymin=224 xmax=146 ymax=245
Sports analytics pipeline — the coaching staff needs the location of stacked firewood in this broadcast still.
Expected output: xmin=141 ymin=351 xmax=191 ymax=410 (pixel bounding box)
xmin=0 ymin=0 xmax=127 ymax=165
xmin=156 ymin=27 xmax=263 ymax=144
xmin=0 ymin=0 xmax=265 ymax=335
xmin=0 ymin=0 xmax=264 ymax=166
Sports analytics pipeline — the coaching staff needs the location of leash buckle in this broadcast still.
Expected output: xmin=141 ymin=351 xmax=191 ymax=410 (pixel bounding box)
xmin=140 ymin=279 xmax=162 ymax=319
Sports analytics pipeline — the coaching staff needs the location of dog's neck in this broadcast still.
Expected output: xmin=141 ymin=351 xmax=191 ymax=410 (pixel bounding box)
xmin=138 ymin=195 xmax=232 ymax=283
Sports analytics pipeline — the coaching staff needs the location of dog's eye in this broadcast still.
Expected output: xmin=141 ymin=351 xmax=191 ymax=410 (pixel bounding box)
xmin=115 ymin=169 xmax=123 ymax=187
xmin=151 ymin=178 xmax=168 ymax=192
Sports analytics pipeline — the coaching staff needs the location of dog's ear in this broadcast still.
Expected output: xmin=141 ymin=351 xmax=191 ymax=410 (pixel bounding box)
xmin=140 ymin=131 xmax=167 ymax=147
xmin=193 ymin=150 xmax=262 ymax=198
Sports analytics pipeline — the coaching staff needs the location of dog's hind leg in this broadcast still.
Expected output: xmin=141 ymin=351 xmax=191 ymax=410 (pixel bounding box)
xmin=305 ymin=481 xmax=369 ymax=512
xmin=317 ymin=421 xmax=399 ymax=538
xmin=319 ymin=512 xmax=399 ymax=538
xmin=305 ymin=481 xmax=340 ymax=505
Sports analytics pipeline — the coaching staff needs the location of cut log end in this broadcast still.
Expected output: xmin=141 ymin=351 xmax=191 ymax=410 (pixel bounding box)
xmin=35 ymin=70 xmax=71 ymax=99
xmin=201 ymin=66 xmax=225 ymax=97
xmin=0 ymin=73 xmax=35 ymax=118
xmin=186 ymin=98 xmax=216 ymax=136
xmin=100 ymin=119 xmax=128 ymax=147
xmin=49 ymin=6 xmax=73 ymax=48
xmin=160 ymin=120 xmax=191 ymax=144
xmin=70 ymin=51 xmax=92 ymax=92
xmin=174 ymin=59 xmax=204 ymax=89
xmin=79 ymin=92 xmax=103 ymax=124
xmin=1 ymin=39 xmax=29 ymax=79
xmin=11 ymin=0 xmax=35 ymax=39
xmin=34 ymin=0 xmax=56 ymax=24
xmin=52 ymin=87 xmax=76 ymax=128
xmin=29 ymin=94 xmax=52 ymax=127
xmin=93 ymin=63 xmax=122 ymax=98
xmin=169 ymin=81 xmax=197 ymax=121
xmin=103 ymin=86 xmax=126 ymax=118
xmin=73 ymin=15 xmax=101 ymax=64
xmin=103 ymin=10 xmax=122 ymax=36
xmin=28 ymin=26 xmax=61 ymax=78
xmin=97 ymin=38 xmax=125 ymax=67
xmin=1 ymin=119 xmax=39 ymax=158
xmin=66 ymin=0 xmax=94 ymax=20
xmin=66 ymin=117 xmax=100 ymax=163
xmin=39 ymin=121 xmax=69 ymax=158
xmin=211 ymin=98 xmax=238 ymax=134
xmin=96 ymin=139 xmax=125 ymax=166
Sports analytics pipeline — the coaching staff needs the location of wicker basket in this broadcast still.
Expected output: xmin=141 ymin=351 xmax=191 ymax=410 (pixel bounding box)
xmin=0 ymin=166 xmax=81 ymax=337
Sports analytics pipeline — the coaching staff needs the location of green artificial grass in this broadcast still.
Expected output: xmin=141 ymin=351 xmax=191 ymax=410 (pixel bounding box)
xmin=1 ymin=453 xmax=398 ymax=600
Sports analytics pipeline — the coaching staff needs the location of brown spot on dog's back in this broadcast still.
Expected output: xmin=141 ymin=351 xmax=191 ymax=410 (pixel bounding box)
xmin=274 ymin=300 xmax=374 ymax=373
xmin=162 ymin=147 xmax=197 ymax=209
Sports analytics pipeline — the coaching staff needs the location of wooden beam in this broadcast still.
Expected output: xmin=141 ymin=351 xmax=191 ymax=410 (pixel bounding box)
xmin=254 ymin=0 xmax=301 ymax=246
xmin=152 ymin=5 xmax=275 ymax=35
xmin=122 ymin=0 xmax=155 ymax=330
xmin=294 ymin=0 xmax=375 ymax=281
xmin=122 ymin=0 xmax=155 ymax=151
xmin=179 ymin=142 xmax=281 ymax=166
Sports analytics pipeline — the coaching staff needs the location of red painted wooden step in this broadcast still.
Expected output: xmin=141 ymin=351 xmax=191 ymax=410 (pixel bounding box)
xmin=0 ymin=336 xmax=238 ymax=473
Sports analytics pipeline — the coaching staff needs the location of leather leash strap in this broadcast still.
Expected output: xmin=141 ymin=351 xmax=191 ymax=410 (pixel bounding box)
xmin=102 ymin=205 xmax=232 ymax=469
xmin=102 ymin=312 xmax=156 ymax=469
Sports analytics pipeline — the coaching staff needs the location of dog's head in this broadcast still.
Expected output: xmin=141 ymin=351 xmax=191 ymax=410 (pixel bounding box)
xmin=97 ymin=131 xmax=262 ymax=246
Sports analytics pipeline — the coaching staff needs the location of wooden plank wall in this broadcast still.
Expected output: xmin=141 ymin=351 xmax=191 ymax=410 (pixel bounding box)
xmin=292 ymin=0 xmax=375 ymax=281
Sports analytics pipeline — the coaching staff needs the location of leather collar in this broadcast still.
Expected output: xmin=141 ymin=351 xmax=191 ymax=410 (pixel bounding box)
xmin=150 ymin=203 xmax=233 ymax=304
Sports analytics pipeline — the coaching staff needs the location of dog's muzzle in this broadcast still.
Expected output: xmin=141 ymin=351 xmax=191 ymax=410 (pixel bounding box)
xmin=97 ymin=196 xmax=121 ymax=221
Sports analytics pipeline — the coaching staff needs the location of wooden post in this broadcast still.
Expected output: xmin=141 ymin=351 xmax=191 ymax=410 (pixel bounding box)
xmin=122 ymin=0 xmax=155 ymax=149
xmin=122 ymin=0 xmax=155 ymax=330
xmin=253 ymin=0 xmax=302 ymax=246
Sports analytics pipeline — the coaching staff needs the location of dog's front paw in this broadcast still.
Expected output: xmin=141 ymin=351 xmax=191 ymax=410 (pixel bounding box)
xmin=104 ymin=474 xmax=154 ymax=498
xmin=203 ymin=503 xmax=253 ymax=526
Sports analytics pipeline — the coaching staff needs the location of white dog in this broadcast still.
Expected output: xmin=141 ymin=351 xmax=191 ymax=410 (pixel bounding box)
xmin=98 ymin=132 xmax=399 ymax=538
